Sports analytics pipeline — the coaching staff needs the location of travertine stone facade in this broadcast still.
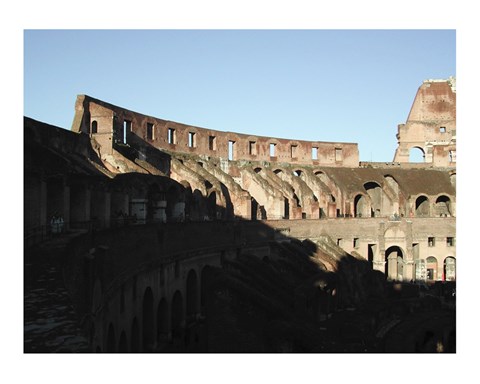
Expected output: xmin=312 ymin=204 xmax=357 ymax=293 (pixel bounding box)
xmin=394 ymin=77 xmax=456 ymax=165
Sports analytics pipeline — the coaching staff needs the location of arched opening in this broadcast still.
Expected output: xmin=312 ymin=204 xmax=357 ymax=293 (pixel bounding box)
xmin=131 ymin=317 xmax=140 ymax=352
xmin=409 ymin=147 xmax=425 ymax=162
xmin=444 ymin=257 xmax=456 ymax=281
xmin=385 ymin=246 xmax=404 ymax=281
xmin=142 ymin=287 xmax=155 ymax=352
xmin=354 ymin=194 xmax=368 ymax=218
xmin=91 ymin=120 xmax=98 ymax=134
xmin=200 ymin=266 xmax=211 ymax=315
xmin=106 ymin=323 xmax=115 ymax=352
xmin=293 ymin=170 xmax=302 ymax=177
xmin=171 ymin=290 xmax=184 ymax=341
xmin=450 ymin=173 xmax=456 ymax=188
xmin=186 ymin=269 xmax=198 ymax=322
xmin=415 ymin=196 xmax=430 ymax=217
xmin=435 ymin=195 xmax=452 ymax=217
xmin=364 ymin=182 xmax=383 ymax=217
xmin=426 ymin=256 xmax=438 ymax=281
xmin=157 ymin=298 xmax=168 ymax=344
xmin=254 ymin=167 xmax=262 ymax=173
xmin=207 ymin=191 xmax=217 ymax=220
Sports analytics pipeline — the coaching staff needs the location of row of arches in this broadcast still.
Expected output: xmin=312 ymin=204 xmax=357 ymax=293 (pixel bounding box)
xmin=98 ymin=268 xmax=204 ymax=353
xmin=385 ymin=246 xmax=456 ymax=282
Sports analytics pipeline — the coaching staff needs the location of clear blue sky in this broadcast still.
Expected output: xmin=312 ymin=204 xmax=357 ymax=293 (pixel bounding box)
xmin=24 ymin=29 xmax=455 ymax=162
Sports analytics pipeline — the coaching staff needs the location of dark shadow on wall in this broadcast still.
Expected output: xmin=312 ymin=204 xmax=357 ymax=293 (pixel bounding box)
xmin=23 ymin=116 xmax=456 ymax=354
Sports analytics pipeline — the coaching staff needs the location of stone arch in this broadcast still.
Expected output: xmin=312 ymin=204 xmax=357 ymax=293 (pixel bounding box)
xmin=364 ymin=181 xmax=384 ymax=217
xmin=354 ymin=193 xmax=369 ymax=218
xmin=426 ymin=256 xmax=438 ymax=281
xmin=118 ymin=330 xmax=128 ymax=352
xmin=207 ymin=191 xmax=217 ymax=220
xmin=293 ymin=168 xmax=305 ymax=178
xmin=253 ymin=167 xmax=262 ymax=173
xmin=409 ymin=146 xmax=425 ymax=162
xmin=91 ymin=120 xmax=98 ymax=134
xmin=171 ymin=290 xmax=184 ymax=340
xmin=435 ymin=195 xmax=452 ymax=217
xmin=415 ymin=195 xmax=430 ymax=217
xmin=186 ymin=269 xmax=199 ymax=321
xmin=142 ymin=287 xmax=155 ymax=351
xmin=131 ymin=317 xmax=140 ymax=352
xmin=444 ymin=257 xmax=456 ymax=281
xmin=156 ymin=298 xmax=169 ymax=344
xmin=200 ymin=265 xmax=212 ymax=314
xmin=106 ymin=323 xmax=116 ymax=352
xmin=449 ymin=172 xmax=456 ymax=188
xmin=385 ymin=246 xmax=405 ymax=281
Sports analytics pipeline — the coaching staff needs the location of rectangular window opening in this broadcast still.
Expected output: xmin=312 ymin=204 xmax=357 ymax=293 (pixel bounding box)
xmin=428 ymin=237 xmax=435 ymax=247
xmin=147 ymin=123 xmax=154 ymax=140
xmin=335 ymin=148 xmax=343 ymax=161
xmin=270 ymin=143 xmax=276 ymax=157
xmin=291 ymin=145 xmax=298 ymax=158
xmin=446 ymin=237 xmax=454 ymax=247
xmin=209 ymin=135 xmax=217 ymax=151
xmin=353 ymin=237 xmax=359 ymax=248
xmin=123 ymin=120 xmax=131 ymax=144
xmin=337 ymin=238 xmax=342 ymax=247
xmin=312 ymin=147 xmax=318 ymax=160
xmin=188 ymin=132 xmax=196 ymax=148
xmin=168 ymin=128 xmax=176 ymax=144
xmin=228 ymin=140 xmax=235 ymax=161
xmin=249 ymin=141 xmax=257 ymax=156
xmin=440 ymin=126 xmax=446 ymax=133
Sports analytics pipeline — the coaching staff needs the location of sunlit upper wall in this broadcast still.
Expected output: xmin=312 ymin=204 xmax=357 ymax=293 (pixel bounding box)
xmin=72 ymin=95 xmax=359 ymax=167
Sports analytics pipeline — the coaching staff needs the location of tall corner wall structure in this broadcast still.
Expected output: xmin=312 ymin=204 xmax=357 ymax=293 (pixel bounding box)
xmin=393 ymin=76 xmax=456 ymax=166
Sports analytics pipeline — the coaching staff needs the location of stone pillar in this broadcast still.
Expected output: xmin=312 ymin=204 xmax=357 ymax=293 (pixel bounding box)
xmin=402 ymin=220 xmax=414 ymax=281
xmin=375 ymin=221 xmax=386 ymax=274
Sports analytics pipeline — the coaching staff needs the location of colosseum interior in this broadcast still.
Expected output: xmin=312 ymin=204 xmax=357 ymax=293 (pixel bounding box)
xmin=24 ymin=77 xmax=456 ymax=353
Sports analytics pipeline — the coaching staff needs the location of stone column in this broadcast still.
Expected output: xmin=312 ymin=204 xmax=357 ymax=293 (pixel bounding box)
xmin=375 ymin=221 xmax=386 ymax=274
xmin=404 ymin=220 xmax=415 ymax=281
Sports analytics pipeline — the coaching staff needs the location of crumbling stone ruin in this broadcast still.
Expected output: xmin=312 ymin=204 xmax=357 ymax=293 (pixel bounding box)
xmin=24 ymin=78 xmax=456 ymax=353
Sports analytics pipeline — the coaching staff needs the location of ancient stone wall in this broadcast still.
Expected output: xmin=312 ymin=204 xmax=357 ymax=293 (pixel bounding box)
xmin=394 ymin=77 xmax=456 ymax=166
xmin=72 ymin=95 xmax=360 ymax=167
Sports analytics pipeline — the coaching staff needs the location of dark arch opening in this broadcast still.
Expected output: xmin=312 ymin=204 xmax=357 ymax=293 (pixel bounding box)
xmin=142 ymin=287 xmax=155 ymax=352
xmin=354 ymin=194 xmax=368 ymax=218
xmin=171 ymin=290 xmax=184 ymax=341
xmin=157 ymin=298 xmax=168 ymax=344
xmin=91 ymin=120 xmax=98 ymax=134
xmin=435 ymin=195 xmax=451 ymax=217
xmin=385 ymin=246 xmax=404 ymax=281
xmin=131 ymin=317 xmax=140 ymax=352
xmin=415 ymin=196 xmax=430 ymax=217
xmin=186 ymin=270 xmax=198 ymax=322
xmin=106 ymin=323 xmax=115 ymax=352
